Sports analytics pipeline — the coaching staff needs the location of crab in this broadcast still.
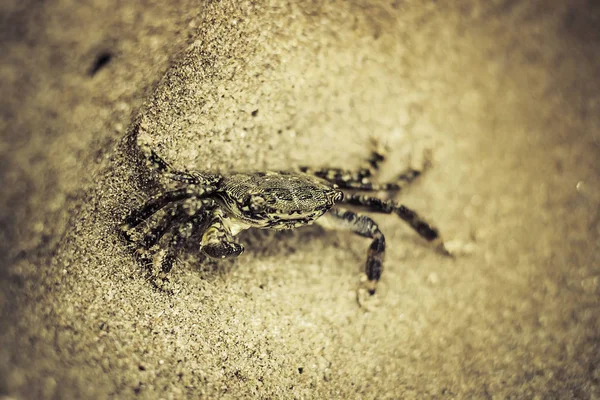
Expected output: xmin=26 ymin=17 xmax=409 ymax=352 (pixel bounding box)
xmin=121 ymin=138 xmax=449 ymax=295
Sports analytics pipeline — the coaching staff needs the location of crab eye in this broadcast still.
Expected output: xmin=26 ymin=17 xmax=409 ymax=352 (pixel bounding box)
xmin=334 ymin=191 xmax=344 ymax=202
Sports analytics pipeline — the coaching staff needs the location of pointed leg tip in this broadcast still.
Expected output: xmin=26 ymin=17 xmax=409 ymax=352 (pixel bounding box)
xmin=357 ymin=279 xmax=382 ymax=309
xmin=438 ymin=244 xmax=453 ymax=257
xmin=366 ymin=279 xmax=378 ymax=295
xmin=431 ymin=238 xmax=453 ymax=257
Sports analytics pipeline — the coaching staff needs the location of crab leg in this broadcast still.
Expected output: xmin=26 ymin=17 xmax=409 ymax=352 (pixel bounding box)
xmin=311 ymin=169 xmax=421 ymax=191
xmin=120 ymin=188 xmax=199 ymax=233
xmin=302 ymin=160 xmax=424 ymax=193
xmin=159 ymin=212 xmax=210 ymax=275
xmin=318 ymin=208 xmax=385 ymax=295
xmin=340 ymin=194 xmax=448 ymax=254
xmin=136 ymin=199 xmax=213 ymax=248
xmin=135 ymin=205 xmax=212 ymax=277
xmin=134 ymin=203 xmax=191 ymax=248
xmin=302 ymin=144 xmax=432 ymax=192
xmin=301 ymin=166 xmax=402 ymax=191
xmin=138 ymin=131 xmax=198 ymax=181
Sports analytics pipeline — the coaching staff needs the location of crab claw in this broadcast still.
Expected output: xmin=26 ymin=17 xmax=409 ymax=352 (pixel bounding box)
xmin=202 ymin=241 xmax=244 ymax=259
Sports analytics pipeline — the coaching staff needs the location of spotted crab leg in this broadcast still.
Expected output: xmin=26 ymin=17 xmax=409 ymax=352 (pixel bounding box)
xmin=133 ymin=203 xmax=213 ymax=283
xmin=135 ymin=203 xmax=191 ymax=248
xmin=145 ymin=148 xmax=222 ymax=187
xmin=340 ymin=194 xmax=449 ymax=255
xmin=135 ymin=199 xmax=214 ymax=248
xmin=318 ymin=208 xmax=385 ymax=295
xmin=306 ymin=168 xmax=422 ymax=191
xmin=158 ymin=211 xmax=212 ymax=275
xmin=301 ymin=148 xmax=429 ymax=192
xmin=120 ymin=187 xmax=203 ymax=233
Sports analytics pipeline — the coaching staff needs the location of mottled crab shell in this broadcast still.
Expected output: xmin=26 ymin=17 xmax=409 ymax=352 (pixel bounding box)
xmin=218 ymin=171 xmax=344 ymax=229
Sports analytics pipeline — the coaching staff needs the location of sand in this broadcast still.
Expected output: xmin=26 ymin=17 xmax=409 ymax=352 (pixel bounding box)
xmin=1 ymin=1 xmax=599 ymax=398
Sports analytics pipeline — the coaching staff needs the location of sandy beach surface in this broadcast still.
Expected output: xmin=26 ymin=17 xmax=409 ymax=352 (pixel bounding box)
xmin=1 ymin=1 xmax=599 ymax=398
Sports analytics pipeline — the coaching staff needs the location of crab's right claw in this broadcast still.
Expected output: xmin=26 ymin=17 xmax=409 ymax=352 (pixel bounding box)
xmin=202 ymin=241 xmax=244 ymax=259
